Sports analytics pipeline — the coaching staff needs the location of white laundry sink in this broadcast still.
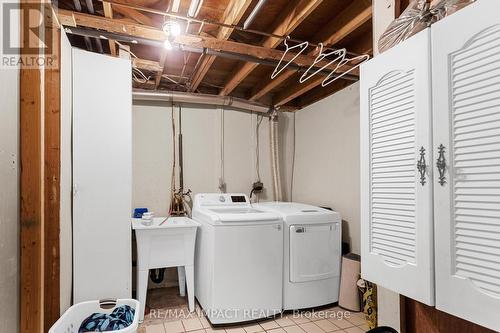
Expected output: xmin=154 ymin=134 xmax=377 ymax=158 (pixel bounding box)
xmin=132 ymin=216 xmax=199 ymax=321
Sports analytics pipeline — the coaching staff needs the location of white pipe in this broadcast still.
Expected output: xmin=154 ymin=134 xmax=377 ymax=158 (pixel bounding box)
xmin=243 ymin=0 xmax=268 ymax=29
xmin=270 ymin=110 xmax=283 ymax=201
xmin=133 ymin=90 xmax=270 ymax=114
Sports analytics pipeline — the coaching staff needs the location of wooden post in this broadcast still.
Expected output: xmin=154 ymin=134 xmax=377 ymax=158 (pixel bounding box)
xmin=20 ymin=2 xmax=61 ymax=331
xmin=20 ymin=0 xmax=44 ymax=330
xmin=43 ymin=12 xmax=61 ymax=331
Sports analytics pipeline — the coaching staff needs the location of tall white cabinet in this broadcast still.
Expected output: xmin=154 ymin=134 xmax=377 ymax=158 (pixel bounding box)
xmin=361 ymin=0 xmax=500 ymax=330
xmin=360 ymin=30 xmax=435 ymax=306
xmin=72 ymin=49 xmax=132 ymax=303
xmin=432 ymin=1 xmax=500 ymax=329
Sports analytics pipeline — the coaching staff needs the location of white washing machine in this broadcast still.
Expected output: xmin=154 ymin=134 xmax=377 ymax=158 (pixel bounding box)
xmin=192 ymin=193 xmax=283 ymax=324
xmin=254 ymin=202 xmax=342 ymax=310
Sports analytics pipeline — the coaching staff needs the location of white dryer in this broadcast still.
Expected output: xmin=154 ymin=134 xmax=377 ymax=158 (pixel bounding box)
xmin=192 ymin=193 xmax=283 ymax=324
xmin=254 ymin=202 xmax=342 ymax=310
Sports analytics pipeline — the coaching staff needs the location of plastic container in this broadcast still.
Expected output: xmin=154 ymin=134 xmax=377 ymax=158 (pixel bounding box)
xmin=49 ymin=298 xmax=140 ymax=333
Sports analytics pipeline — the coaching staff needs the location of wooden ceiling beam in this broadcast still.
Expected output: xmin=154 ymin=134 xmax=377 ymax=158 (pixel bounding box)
xmin=218 ymin=0 xmax=324 ymax=96
xmin=273 ymin=61 xmax=361 ymax=106
xmin=112 ymin=5 xmax=156 ymax=27
xmin=155 ymin=51 xmax=167 ymax=89
xmin=133 ymin=58 xmax=163 ymax=72
xmin=189 ymin=0 xmax=253 ymax=92
xmin=249 ymin=0 xmax=372 ymax=101
xmin=102 ymin=2 xmax=116 ymax=55
xmin=57 ymin=10 xmax=357 ymax=72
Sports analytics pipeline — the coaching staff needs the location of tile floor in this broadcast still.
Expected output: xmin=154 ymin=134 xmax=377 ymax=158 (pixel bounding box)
xmin=137 ymin=288 xmax=369 ymax=333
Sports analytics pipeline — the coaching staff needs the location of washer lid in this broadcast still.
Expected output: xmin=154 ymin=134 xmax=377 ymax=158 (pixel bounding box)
xmin=255 ymin=202 xmax=340 ymax=218
xmin=202 ymin=207 xmax=281 ymax=223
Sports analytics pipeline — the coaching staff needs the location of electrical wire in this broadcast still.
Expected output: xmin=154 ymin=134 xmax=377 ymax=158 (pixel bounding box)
xmin=170 ymin=102 xmax=177 ymax=209
xmin=218 ymin=106 xmax=226 ymax=193
xmin=255 ymin=114 xmax=264 ymax=182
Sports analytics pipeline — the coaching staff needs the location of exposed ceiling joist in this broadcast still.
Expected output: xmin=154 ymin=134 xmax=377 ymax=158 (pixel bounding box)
xmin=190 ymin=0 xmax=253 ymax=92
xmin=155 ymin=51 xmax=167 ymax=89
xmin=102 ymin=1 xmax=116 ymax=56
xmin=273 ymin=61 xmax=362 ymax=106
xmin=133 ymin=58 xmax=162 ymax=72
xmin=249 ymin=0 xmax=372 ymax=101
xmin=112 ymin=5 xmax=156 ymax=26
xmin=218 ymin=0 xmax=324 ymax=96
xmin=58 ymin=10 xmax=359 ymax=75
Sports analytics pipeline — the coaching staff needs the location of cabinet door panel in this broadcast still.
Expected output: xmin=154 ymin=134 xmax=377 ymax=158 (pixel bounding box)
xmin=432 ymin=0 xmax=500 ymax=330
xmin=360 ymin=30 xmax=434 ymax=305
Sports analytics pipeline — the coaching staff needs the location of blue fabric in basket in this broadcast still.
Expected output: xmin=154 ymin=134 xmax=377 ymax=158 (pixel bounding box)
xmin=79 ymin=305 xmax=135 ymax=332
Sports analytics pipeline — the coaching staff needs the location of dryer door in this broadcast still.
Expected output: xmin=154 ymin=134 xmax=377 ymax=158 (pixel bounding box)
xmin=289 ymin=223 xmax=341 ymax=283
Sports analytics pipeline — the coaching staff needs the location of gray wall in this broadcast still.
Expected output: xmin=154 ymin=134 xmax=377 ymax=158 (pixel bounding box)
xmin=0 ymin=8 xmax=20 ymax=332
xmin=292 ymin=82 xmax=361 ymax=254
xmin=132 ymin=102 xmax=294 ymax=215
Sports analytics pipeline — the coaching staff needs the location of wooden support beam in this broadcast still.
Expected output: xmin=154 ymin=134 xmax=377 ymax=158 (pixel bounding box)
xmin=102 ymin=2 xmax=116 ymax=55
xmin=155 ymin=51 xmax=167 ymax=89
xmin=190 ymin=0 xmax=252 ymax=92
xmin=218 ymin=0 xmax=324 ymax=96
xmin=43 ymin=25 xmax=61 ymax=333
xmin=112 ymin=4 xmax=156 ymax=26
xmin=20 ymin=3 xmax=44 ymax=331
xmin=57 ymin=10 xmax=355 ymax=72
xmin=133 ymin=58 xmax=163 ymax=72
xmin=273 ymin=61 xmax=361 ymax=106
xmin=249 ymin=0 xmax=372 ymax=101
xmin=20 ymin=2 xmax=61 ymax=332
xmin=297 ymin=78 xmax=352 ymax=108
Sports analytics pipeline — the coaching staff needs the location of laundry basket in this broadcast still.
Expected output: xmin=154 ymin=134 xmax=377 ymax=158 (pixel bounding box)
xmin=49 ymin=298 xmax=140 ymax=333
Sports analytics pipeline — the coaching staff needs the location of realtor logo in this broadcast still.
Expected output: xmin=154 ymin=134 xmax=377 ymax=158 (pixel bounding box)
xmin=1 ymin=0 xmax=58 ymax=69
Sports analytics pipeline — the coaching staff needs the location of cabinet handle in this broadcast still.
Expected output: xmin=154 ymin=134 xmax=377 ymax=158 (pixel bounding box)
xmin=417 ymin=146 xmax=427 ymax=186
xmin=436 ymin=144 xmax=447 ymax=186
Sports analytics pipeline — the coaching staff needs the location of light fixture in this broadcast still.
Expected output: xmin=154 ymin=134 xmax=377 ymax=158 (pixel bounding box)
xmin=162 ymin=20 xmax=181 ymax=37
xmin=163 ymin=39 xmax=173 ymax=50
xmin=187 ymin=0 xmax=203 ymax=18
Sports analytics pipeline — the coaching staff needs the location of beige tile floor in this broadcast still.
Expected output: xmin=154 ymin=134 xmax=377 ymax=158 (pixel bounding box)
xmin=137 ymin=288 xmax=370 ymax=333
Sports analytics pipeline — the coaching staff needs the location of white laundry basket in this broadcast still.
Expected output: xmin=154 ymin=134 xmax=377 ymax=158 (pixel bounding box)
xmin=49 ymin=298 xmax=140 ymax=333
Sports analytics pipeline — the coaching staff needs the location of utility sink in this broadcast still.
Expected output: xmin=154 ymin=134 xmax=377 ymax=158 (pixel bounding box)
xmin=132 ymin=217 xmax=199 ymax=321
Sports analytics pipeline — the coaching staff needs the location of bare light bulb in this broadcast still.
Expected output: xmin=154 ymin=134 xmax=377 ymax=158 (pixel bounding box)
xmin=162 ymin=21 xmax=181 ymax=37
xmin=163 ymin=39 xmax=173 ymax=50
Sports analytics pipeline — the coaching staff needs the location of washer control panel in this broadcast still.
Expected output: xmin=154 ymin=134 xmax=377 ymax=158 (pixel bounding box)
xmin=195 ymin=193 xmax=249 ymax=207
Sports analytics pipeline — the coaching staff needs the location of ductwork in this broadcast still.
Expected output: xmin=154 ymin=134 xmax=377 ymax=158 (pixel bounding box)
xmin=269 ymin=109 xmax=283 ymax=201
xmin=133 ymin=90 xmax=270 ymax=113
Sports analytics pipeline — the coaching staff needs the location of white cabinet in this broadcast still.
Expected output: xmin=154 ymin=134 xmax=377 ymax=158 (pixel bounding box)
xmin=72 ymin=49 xmax=132 ymax=303
xmin=361 ymin=0 xmax=500 ymax=330
xmin=432 ymin=0 xmax=500 ymax=329
xmin=360 ymin=29 xmax=435 ymax=306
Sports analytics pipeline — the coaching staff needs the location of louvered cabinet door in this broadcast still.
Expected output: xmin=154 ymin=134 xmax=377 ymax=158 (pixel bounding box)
xmin=432 ymin=0 xmax=500 ymax=330
xmin=360 ymin=30 xmax=434 ymax=305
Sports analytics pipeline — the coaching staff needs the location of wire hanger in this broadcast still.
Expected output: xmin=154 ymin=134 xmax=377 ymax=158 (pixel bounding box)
xmin=299 ymin=43 xmax=346 ymax=83
xmin=271 ymin=36 xmax=309 ymax=79
xmin=321 ymin=53 xmax=370 ymax=87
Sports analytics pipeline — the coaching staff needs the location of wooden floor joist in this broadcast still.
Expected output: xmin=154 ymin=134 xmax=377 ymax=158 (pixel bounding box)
xmin=58 ymin=10 xmax=359 ymax=77
xmin=250 ymin=0 xmax=372 ymax=102
xmin=189 ymin=0 xmax=253 ymax=92
xmin=218 ymin=0 xmax=324 ymax=96
xmin=102 ymin=2 xmax=116 ymax=56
